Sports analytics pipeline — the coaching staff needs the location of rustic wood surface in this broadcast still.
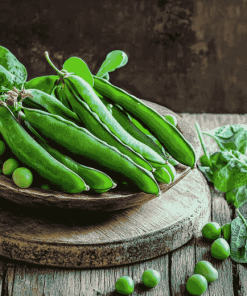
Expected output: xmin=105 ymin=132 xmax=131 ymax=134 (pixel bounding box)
xmin=0 ymin=113 xmax=247 ymax=295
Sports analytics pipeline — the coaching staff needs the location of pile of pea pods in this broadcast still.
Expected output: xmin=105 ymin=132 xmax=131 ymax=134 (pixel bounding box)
xmin=0 ymin=46 xmax=196 ymax=194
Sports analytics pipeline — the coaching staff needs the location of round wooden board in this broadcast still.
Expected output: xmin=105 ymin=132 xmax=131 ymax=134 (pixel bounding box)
xmin=0 ymin=100 xmax=211 ymax=268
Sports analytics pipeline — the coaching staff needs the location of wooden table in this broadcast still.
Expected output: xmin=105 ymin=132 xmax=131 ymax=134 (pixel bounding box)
xmin=0 ymin=113 xmax=247 ymax=296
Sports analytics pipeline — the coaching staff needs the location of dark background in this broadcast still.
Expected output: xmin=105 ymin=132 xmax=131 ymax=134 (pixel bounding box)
xmin=1 ymin=0 xmax=247 ymax=113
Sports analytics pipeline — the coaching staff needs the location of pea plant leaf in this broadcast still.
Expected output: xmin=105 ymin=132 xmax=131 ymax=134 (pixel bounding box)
xmin=24 ymin=75 xmax=60 ymax=95
xmin=96 ymin=50 xmax=128 ymax=78
xmin=226 ymin=185 xmax=247 ymax=209
xmin=62 ymin=57 xmax=94 ymax=87
xmin=213 ymin=158 xmax=247 ymax=192
xmin=198 ymin=165 xmax=214 ymax=183
xmin=0 ymin=46 xmax=27 ymax=88
xmin=203 ymin=124 xmax=247 ymax=154
xmin=230 ymin=216 xmax=247 ymax=263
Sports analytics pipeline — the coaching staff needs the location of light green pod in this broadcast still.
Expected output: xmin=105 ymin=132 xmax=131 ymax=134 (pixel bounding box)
xmin=24 ymin=120 xmax=117 ymax=193
xmin=65 ymin=75 xmax=167 ymax=169
xmin=22 ymin=107 xmax=160 ymax=196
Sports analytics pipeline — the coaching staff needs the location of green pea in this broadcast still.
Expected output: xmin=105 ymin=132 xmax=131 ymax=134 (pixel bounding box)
xmin=201 ymin=222 xmax=221 ymax=240
xmin=115 ymin=276 xmax=134 ymax=295
xmin=186 ymin=274 xmax=207 ymax=295
xmin=211 ymin=238 xmax=230 ymax=260
xmin=194 ymin=261 xmax=218 ymax=283
xmin=0 ymin=140 xmax=5 ymax=156
xmin=12 ymin=167 xmax=33 ymax=188
xmin=142 ymin=269 xmax=161 ymax=288
xmin=3 ymin=158 xmax=19 ymax=175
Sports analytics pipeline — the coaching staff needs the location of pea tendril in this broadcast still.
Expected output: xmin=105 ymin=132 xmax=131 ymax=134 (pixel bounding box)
xmin=195 ymin=122 xmax=212 ymax=169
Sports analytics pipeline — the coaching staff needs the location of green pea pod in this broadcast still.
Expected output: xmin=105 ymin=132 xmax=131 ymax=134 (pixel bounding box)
xmin=213 ymin=158 xmax=247 ymax=192
xmin=24 ymin=120 xmax=117 ymax=193
xmin=93 ymin=76 xmax=196 ymax=168
xmin=63 ymin=84 xmax=154 ymax=172
xmin=162 ymin=162 xmax=176 ymax=181
xmin=93 ymin=91 xmax=179 ymax=166
xmin=22 ymin=107 xmax=160 ymax=196
xmin=64 ymin=75 xmax=167 ymax=169
xmin=55 ymin=83 xmax=74 ymax=111
xmin=24 ymin=75 xmax=59 ymax=95
xmin=153 ymin=166 xmax=171 ymax=184
xmin=22 ymin=89 xmax=81 ymax=126
xmin=0 ymin=104 xmax=89 ymax=193
xmin=163 ymin=114 xmax=178 ymax=127
xmin=107 ymin=103 xmax=167 ymax=161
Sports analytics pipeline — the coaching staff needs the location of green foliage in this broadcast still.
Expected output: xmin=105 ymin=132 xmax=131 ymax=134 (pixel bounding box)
xmin=230 ymin=215 xmax=247 ymax=263
xmin=62 ymin=57 xmax=94 ymax=87
xmin=203 ymin=124 xmax=247 ymax=154
xmin=96 ymin=50 xmax=128 ymax=79
xmin=0 ymin=46 xmax=27 ymax=89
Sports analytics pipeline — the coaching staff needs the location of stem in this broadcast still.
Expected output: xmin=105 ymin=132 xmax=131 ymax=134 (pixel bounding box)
xmin=44 ymin=52 xmax=64 ymax=77
xmin=236 ymin=208 xmax=247 ymax=229
xmin=195 ymin=122 xmax=212 ymax=169
xmin=202 ymin=132 xmax=225 ymax=151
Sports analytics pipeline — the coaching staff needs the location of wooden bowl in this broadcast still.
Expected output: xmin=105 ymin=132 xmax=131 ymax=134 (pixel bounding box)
xmin=0 ymin=100 xmax=201 ymax=212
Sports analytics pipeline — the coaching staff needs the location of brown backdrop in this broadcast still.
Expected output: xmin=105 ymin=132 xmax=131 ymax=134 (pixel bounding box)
xmin=1 ymin=0 xmax=247 ymax=113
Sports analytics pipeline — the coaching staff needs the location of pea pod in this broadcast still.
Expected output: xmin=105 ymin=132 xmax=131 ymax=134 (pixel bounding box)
xmin=0 ymin=104 xmax=89 ymax=193
xmin=24 ymin=75 xmax=59 ymax=95
xmin=95 ymin=93 xmax=179 ymax=166
xmin=55 ymin=82 xmax=73 ymax=110
xmin=105 ymin=103 xmax=167 ymax=160
xmin=45 ymin=51 xmax=168 ymax=170
xmin=63 ymin=81 xmax=154 ymax=172
xmin=23 ymin=120 xmax=117 ymax=193
xmin=65 ymin=75 xmax=168 ymax=169
xmin=93 ymin=76 xmax=196 ymax=168
xmin=22 ymin=89 xmax=81 ymax=126
xmin=22 ymin=107 xmax=160 ymax=196
xmin=153 ymin=166 xmax=171 ymax=184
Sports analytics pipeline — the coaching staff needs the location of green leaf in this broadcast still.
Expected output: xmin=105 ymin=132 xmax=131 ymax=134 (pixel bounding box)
xmin=24 ymin=75 xmax=60 ymax=95
xmin=0 ymin=65 xmax=22 ymax=90
xmin=203 ymin=124 xmax=247 ymax=154
xmin=230 ymin=216 xmax=247 ymax=263
xmin=62 ymin=57 xmax=94 ymax=87
xmin=199 ymin=154 xmax=211 ymax=167
xmin=96 ymin=50 xmax=128 ymax=78
xmin=213 ymin=158 xmax=247 ymax=192
xmin=226 ymin=185 xmax=247 ymax=209
xmin=198 ymin=165 xmax=214 ymax=183
xmin=0 ymin=46 xmax=27 ymax=87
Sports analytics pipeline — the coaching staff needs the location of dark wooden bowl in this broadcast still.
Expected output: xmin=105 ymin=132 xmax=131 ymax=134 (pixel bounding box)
xmin=0 ymin=100 xmax=201 ymax=211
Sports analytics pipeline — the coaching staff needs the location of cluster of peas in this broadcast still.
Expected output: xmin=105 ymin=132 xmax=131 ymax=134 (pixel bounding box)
xmin=0 ymin=140 xmax=49 ymax=190
xmin=186 ymin=221 xmax=230 ymax=295
xmin=114 ymin=221 xmax=230 ymax=295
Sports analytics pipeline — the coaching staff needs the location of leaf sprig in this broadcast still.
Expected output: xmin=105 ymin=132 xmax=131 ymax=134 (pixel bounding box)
xmin=195 ymin=122 xmax=247 ymax=263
